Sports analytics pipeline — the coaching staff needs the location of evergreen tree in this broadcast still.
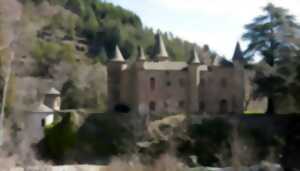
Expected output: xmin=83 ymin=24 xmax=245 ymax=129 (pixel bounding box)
xmin=243 ymin=3 xmax=300 ymax=114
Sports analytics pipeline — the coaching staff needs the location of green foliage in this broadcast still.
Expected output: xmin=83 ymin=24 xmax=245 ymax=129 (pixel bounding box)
xmin=27 ymin=0 xmax=204 ymax=63
xmin=44 ymin=112 xmax=78 ymax=160
xmin=49 ymin=11 xmax=78 ymax=39
xmin=239 ymin=124 xmax=285 ymax=162
xmin=243 ymin=3 xmax=300 ymax=114
xmin=31 ymin=40 xmax=76 ymax=76
xmin=188 ymin=118 xmax=232 ymax=166
xmin=60 ymin=64 xmax=107 ymax=111
xmin=243 ymin=3 xmax=299 ymax=63
xmin=61 ymin=80 xmax=81 ymax=109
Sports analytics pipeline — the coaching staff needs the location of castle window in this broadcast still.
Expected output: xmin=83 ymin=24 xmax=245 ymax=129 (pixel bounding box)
xmin=149 ymin=101 xmax=156 ymax=111
xmin=179 ymin=100 xmax=185 ymax=108
xmin=199 ymin=101 xmax=205 ymax=111
xmin=41 ymin=119 xmax=45 ymax=127
xmin=164 ymin=101 xmax=168 ymax=108
xmin=115 ymin=89 xmax=120 ymax=101
xmin=232 ymin=96 xmax=237 ymax=113
xmin=166 ymin=81 xmax=171 ymax=87
xmin=221 ymin=78 xmax=227 ymax=88
xmin=200 ymin=78 xmax=205 ymax=87
xmin=150 ymin=77 xmax=155 ymax=90
xmin=179 ymin=78 xmax=185 ymax=87
xmin=219 ymin=99 xmax=228 ymax=114
xmin=207 ymin=66 xmax=213 ymax=72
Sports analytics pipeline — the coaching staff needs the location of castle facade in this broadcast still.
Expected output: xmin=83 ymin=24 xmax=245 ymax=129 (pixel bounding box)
xmin=107 ymin=34 xmax=245 ymax=115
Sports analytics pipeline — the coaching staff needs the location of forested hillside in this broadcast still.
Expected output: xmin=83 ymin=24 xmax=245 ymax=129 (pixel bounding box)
xmin=21 ymin=0 xmax=213 ymax=65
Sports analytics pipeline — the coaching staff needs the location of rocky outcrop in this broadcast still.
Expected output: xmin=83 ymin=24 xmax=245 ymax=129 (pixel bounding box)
xmin=8 ymin=165 xmax=107 ymax=171
xmin=8 ymin=163 xmax=282 ymax=171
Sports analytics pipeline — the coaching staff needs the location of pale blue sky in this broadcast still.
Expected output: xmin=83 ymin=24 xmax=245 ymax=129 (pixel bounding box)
xmin=106 ymin=0 xmax=300 ymax=58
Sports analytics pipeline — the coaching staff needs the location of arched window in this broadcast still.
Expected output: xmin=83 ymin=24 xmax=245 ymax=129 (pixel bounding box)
xmin=221 ymin=78 xmax=227 ymax=88
xmin=149 ymin=101 xmax=156 ymax=111
xmin=150 ymin=77 xmax=155 ymax=90
xmin=199 ymin=101 xmax=205 ymax=112
xmin=219 ymin=99 xmax=228 ymax=114
xmin=179 ymin=100 xmax=185 ymax=108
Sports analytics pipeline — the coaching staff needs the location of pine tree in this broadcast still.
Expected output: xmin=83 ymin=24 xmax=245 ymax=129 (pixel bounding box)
xmin=243 ymin=3 xmax=300 ymax=115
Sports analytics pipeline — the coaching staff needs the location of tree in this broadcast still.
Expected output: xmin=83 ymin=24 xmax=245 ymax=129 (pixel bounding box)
xmin=242 ymin=3 xmax=300 ymax=115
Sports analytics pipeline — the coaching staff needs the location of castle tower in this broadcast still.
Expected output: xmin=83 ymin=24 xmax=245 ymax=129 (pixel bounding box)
xmin=132 ymin=46 xmax=147 ymax=113
xmin=188 ymin=47 xmax=202 ymax=113
xmin=189 ymin=47 xmax=201 ymax=64
xmin=232 ymin=42 xmax=245 ymax=113
xmin=137 ymin=45 xmax=146 ymax=62
xmin=44 ymin=87 xmax=61 ymax=111
xmin=107 ymin=45 xmax=127 ymax=111
xmin=153 ymin=33 xmax=169 ymax=61
xmin=232 ymin=42 xmax=244 ymax=67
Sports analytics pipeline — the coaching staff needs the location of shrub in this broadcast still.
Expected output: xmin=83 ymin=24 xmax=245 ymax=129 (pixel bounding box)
xmin=44 ymin=112 xmax=78 ymax=160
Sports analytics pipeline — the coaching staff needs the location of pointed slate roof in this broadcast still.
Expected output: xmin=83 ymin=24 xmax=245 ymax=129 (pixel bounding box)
xmin=46 ymin=87 xmax=60 ymax=95
xmin=137 ymin=46 xmax=146 ymax=61
xmin=189 ymin=46 xmax=200 ymax=64
xmin=232 ymin=42 xmax=244 ymax=62
xmin=153 ymin=33 xmax=169 ymax=60
xmin=111 ymin=45 xmax=125 ymax=62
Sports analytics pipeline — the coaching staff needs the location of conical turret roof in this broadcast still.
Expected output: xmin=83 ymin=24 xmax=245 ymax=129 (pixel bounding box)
xmin=153 ymin=33 xmax=169 ymax=60
xmin=46 ymin=87 xmax=60 ymax=95
xmin=137 ymin=46 xmax=146 ymax=61
xmin=111 ymin=45 xmax=125 ymax=62
xmin=189 ymin=46 xmax=200 ymax=64
xmin=232 ymin=42 xmax=244 ymax=62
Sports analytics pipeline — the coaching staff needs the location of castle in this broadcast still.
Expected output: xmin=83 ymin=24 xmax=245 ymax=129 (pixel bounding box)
xmin=107 ymin=34 xmax=245 ymax=115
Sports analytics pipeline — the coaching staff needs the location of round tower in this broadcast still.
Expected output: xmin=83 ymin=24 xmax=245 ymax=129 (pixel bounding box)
xmin=107 ymin=45 xmax=127 ymax=111
xmin=44 ymin=87 xmax=61 ymax=111
xmin=135 ymin=45 xmax=146 ymax=68
xmin=188 ymin=47 xmax=201 ymax=113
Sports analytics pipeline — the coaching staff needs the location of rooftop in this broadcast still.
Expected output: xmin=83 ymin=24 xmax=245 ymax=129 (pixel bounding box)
xmin=45 ymin=87 xmax=60 ymax=95
xmin=33 ymin=103 xmax=53 ymax=113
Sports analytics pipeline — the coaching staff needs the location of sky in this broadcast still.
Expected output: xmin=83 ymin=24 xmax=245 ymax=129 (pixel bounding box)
xmin=105 ymin=0 xmax=300 ymax=58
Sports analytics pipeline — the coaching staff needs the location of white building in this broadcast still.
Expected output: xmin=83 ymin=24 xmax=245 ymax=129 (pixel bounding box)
xmin=27 ymin=87 xmax=61 ymax=143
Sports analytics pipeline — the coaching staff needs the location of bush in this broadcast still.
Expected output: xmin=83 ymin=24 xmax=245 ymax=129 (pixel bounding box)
xmin=31 ymin=40 xmax=76 ymax=76
xmin=44 ymin=112 xmax=78 ymax=160
xmin=187 ymin=118 xmax=233 ymax=166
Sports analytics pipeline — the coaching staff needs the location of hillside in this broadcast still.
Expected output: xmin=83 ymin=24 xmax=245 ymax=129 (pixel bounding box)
xmin=21 ymin=0 xmax=216 ymax=64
